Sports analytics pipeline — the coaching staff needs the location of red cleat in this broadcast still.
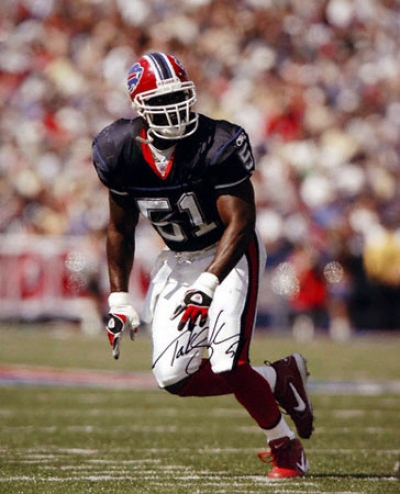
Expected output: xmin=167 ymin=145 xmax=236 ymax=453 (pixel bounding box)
xmin=258 ymin=436 xmax=309 ymax=479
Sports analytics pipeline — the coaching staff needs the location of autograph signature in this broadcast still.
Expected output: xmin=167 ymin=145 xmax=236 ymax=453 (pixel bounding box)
xmin=152 ymin=311 xmax=241 ymax=376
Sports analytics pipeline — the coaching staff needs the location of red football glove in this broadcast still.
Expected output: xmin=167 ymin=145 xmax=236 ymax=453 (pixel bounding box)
xmin=107 ymin=292 xmax=140 ymax=359
xmin=171 ymin=272 xmax=219 ymax=331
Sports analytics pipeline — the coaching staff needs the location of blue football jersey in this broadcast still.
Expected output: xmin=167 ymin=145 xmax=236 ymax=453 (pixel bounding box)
xmin=92 ymin=114 xmax=255 ymax=251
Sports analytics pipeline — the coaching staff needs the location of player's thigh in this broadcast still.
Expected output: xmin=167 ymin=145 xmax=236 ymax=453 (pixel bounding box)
xmin=151 ymin=280 xmax=205 ymax=388
xmin=208 ymin=256 xmax=253 ymax=373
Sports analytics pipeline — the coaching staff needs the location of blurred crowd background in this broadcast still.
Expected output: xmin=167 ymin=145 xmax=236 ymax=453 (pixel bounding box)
xmin=1 ymin=0 xmax=400 ymax=336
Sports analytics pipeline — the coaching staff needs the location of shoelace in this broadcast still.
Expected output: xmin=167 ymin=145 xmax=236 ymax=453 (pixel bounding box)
xmin=257 ymin=450 xmax=273 ymax=464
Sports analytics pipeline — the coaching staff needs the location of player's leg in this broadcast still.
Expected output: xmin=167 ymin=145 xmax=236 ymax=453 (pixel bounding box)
xmin=146 ymin=239 xmax=270 ymax=394
xmin=150 ymin=245 xmax=313 ymax=441
xmin=206 ymin=234 xmax=309 ymax=478
xmin=151 ymin=282 xmax=204 ymax=388
xmin=149 ymin=239 xmax=309 ymax=478
xmin=205 ymin=235 xmax=284 ymax=430
xmin=170 ymin=355 xmax=314 ymax=440
xmin=149 ymin=248 xmax=217 ymax=388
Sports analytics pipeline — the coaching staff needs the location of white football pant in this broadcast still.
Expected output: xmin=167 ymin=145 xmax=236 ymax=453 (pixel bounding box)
xmin=142 ymin=233 xmax=266 ymax=388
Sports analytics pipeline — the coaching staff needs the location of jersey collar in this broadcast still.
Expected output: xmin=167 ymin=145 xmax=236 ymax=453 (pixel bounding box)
xmin=140 ymin=129 xmax=175 ymax=180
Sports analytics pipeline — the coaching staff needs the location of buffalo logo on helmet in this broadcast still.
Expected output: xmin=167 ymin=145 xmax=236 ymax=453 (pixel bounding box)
xmin=127 ymin=63 xmax=144 ymax=95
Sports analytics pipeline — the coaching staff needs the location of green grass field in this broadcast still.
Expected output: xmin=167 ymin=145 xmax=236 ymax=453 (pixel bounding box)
xmin=1 ymin=323 xmax=400 ymax=493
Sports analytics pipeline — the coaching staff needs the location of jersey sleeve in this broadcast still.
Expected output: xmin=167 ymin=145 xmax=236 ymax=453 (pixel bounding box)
xmin=209 ymin=123 xmax=255 ymax=190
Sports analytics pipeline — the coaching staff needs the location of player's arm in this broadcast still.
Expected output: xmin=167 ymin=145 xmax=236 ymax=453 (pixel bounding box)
xmin=107 ymin=191 xmax=139 ymax=292
xmin=171 ymin=178 xmax=256 ymax=331
xmin=106 ymin=191 xmax=141 ymax=358
xmin=205 ymin=178 xmax=256 ymax=282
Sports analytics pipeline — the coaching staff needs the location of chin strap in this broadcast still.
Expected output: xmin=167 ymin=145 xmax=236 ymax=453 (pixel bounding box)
xmin=135 ymin=128 xmax=155 ymax=145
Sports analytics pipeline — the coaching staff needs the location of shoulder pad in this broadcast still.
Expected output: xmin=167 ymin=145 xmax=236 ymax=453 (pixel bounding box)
xmin=193 ymin=117 xmax=255 ymax=188
xmin=207 ymin=120 xmax=255 ymax=185
xmin=92 ymin=118 xmax=142 ymax=188
xmin=210 ymin=120 xmax=251 ymax=165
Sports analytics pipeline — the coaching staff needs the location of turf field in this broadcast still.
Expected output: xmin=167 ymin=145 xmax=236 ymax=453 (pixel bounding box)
xmin=0 ymin=323 xmax=399 ymax=493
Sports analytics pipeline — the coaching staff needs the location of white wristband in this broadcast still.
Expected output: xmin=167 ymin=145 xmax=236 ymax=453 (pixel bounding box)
xmin=194 ymin=272 xmax=220 ymax=297
xmin=108 ymin=292 xmax=131 ymax=308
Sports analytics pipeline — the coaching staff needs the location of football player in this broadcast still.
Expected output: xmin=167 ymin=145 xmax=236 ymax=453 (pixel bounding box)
xmin=92 ymin=52 xmax=313 ymax=478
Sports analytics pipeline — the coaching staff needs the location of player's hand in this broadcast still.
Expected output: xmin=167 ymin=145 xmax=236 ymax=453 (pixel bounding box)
xmin=171 ymin=272 xmax=219 ymax=331
xmin=107 ymin=292 xmax=140 ymax=359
